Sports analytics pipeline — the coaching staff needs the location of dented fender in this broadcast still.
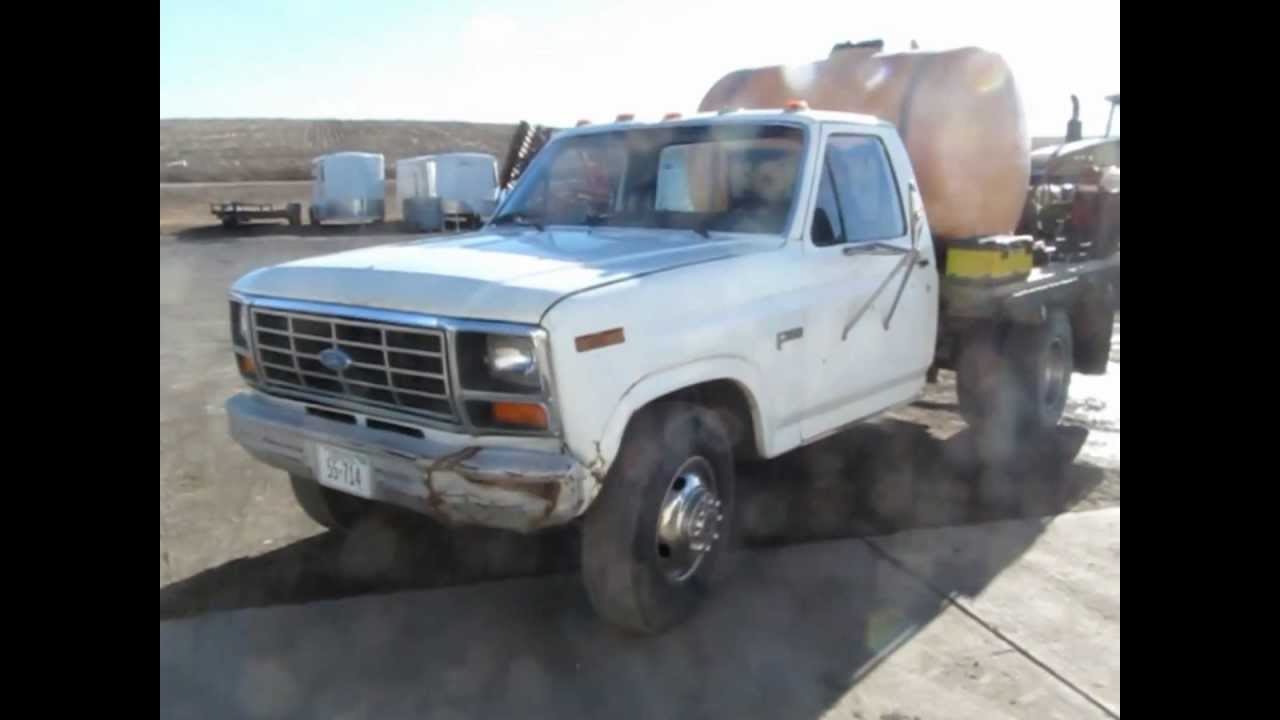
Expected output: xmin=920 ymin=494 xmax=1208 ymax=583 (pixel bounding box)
xmin=413 ymin=444 xmax=601 ymax=531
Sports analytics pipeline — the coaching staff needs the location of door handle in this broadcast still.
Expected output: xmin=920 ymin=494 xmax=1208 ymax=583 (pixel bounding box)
xmin=917 ymin=257 xmax=930 ymax=267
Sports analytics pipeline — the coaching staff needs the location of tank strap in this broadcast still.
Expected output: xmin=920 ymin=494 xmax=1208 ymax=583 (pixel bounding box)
xmin=897 ymin=54 xmax=938 ymax=146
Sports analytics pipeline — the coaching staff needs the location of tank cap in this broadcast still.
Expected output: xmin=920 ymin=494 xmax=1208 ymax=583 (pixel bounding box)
xmin=784 ymin=99 xmax=809 ymax=113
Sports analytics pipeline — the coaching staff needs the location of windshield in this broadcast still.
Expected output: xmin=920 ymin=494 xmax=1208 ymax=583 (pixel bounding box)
xmin=492 ymin=123 xmax=806 ymax=236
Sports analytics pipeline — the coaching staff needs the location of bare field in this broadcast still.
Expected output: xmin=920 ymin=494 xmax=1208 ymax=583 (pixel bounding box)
xmin=160 ymin=119 xmax=1063 ymax=185
xmin=160 ymin=118 xmax=517 ymax=183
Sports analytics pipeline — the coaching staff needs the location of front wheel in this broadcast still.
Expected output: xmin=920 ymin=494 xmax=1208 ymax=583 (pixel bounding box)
xmin=581 ymin=402 xmax=735 ymax=634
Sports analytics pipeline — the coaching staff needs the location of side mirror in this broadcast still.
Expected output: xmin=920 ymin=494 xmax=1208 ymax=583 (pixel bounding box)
xmin=908 ymin=181 xmax=924 ymax=249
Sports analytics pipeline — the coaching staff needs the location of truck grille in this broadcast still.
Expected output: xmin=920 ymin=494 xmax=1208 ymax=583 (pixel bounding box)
xmin=251 ymin=309 xmax=455 ymax=422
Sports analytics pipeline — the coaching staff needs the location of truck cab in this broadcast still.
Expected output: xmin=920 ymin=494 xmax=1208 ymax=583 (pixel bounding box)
xmin=226 ymin=109 xmax=952 ymax=633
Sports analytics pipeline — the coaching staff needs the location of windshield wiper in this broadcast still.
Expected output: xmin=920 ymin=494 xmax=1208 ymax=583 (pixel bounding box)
xmin=490 ymin=212 xmax=545 ymax=231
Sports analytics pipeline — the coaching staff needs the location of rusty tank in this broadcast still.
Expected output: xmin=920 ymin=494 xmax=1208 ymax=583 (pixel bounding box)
xmin=699 ymin=41 xmax=1030 ymax=242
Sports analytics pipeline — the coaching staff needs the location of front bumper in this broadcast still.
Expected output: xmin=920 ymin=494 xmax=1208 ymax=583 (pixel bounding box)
xmin=226 ymin=392 xmax=599 ymax=532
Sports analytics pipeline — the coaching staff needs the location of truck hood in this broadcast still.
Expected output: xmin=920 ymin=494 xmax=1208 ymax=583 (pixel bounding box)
xmin=232 ymin=228 xmax=775 ymax=324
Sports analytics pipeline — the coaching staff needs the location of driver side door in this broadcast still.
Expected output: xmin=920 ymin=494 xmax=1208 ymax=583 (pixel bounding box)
xmin=799 ymin=127 xmax=937 ymax=441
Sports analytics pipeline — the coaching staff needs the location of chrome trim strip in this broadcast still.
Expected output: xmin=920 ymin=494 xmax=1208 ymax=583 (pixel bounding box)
xmin=444 ymin=325 xmax=469 ymax=426
xmin=882 ymin=249 xmax=919 ymax=330
xmin=243 ymin=295 xmax=537 ymax=336
xmin=228 ymin=291 xmax=253 ymax=357
xmin=531 ymin=327 xmax=563 ymax=436
xmin=841 ymin=250 xmax=915 ymax=341
xmin=460 ymin=390 xmax=546 ymax=403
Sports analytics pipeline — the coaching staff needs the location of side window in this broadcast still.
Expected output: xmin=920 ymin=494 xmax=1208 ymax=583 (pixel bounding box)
xmin=826 ymin=136 xmax=905 ymax=243
xmin=810 ymin=162 xmax=846 ymax=247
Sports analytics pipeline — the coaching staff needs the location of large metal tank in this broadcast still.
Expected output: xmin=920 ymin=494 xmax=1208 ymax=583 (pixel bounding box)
xmin=700 ymin=42 xmax=1029 ymax=241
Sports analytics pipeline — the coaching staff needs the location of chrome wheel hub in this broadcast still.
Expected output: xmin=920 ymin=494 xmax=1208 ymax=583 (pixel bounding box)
xmin=656 ymin=456 xmax=723 ymax=583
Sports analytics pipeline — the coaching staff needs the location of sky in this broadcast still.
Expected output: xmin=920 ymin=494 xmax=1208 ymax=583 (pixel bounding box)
xmin=159 ymin=0 xmax=1119 ymax=139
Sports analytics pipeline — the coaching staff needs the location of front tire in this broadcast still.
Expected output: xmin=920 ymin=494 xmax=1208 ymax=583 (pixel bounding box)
xmin=289 ymin=473 xmax=371 ymax=532
xmin=581 ymin=402 xmax=735 ymax=634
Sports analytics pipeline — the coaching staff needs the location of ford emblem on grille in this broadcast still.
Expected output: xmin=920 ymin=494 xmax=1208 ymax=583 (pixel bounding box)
xmin=318 ymin=348 xmax=353 ymax=372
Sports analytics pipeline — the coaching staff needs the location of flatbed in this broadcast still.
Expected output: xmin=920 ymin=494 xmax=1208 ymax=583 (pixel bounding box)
xmin=942 ymin=252 xmax=1120 ymax=324
xmin=211 ymin=201 xmax=302 ymax=228
xmin=934 ymin=249 xmax=1119 ymax=390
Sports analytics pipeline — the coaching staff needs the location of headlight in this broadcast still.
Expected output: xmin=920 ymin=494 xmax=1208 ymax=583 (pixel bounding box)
xmin=485 ymin=335 xmax=540 ymax=390
xmin=456 ymin=331 xmax=542 ymax=394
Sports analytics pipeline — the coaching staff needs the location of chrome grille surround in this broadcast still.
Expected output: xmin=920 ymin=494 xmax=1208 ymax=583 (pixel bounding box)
xmin=230 ymin=294 xmax=559 ymax=437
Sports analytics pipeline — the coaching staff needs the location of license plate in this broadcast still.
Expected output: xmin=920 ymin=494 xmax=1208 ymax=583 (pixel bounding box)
xmin=314 ymin=444 xmax=373 ymax=499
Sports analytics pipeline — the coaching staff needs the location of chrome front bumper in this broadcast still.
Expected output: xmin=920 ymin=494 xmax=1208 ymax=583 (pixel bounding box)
xmin=226 ymin=392 xmax=599 ymax=532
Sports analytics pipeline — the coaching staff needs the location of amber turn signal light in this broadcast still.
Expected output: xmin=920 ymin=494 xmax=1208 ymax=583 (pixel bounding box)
xmin=236 ymin=353 xmax=256 ymax=379
xmin=492 ymin=401 xmax=548 ymax=429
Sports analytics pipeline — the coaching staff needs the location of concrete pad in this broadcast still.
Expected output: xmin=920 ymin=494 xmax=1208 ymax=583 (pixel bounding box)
xmin=162 ymin=527 xmax=1111 ymax=720
xmin=872 ymin=508 xmax=1120 ymax=717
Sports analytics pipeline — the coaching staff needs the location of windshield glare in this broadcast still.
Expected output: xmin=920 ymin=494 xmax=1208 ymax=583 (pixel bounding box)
xmin=493 ymin=123 xmax=806 ymax=235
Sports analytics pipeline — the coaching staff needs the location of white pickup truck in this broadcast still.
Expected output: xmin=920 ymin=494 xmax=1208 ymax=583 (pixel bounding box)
xmin=226 ymin=108 xmax=1117 ymax=633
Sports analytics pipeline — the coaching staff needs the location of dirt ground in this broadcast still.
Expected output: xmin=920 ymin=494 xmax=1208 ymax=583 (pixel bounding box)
xmin=162 ymin=508 xmax=1119 ymax=719
xmin=158 ymin=221 xmax=1120 ymax=619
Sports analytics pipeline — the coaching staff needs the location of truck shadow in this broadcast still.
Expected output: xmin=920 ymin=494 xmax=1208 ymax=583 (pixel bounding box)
xmin=160 ymin=422 xmax=1110 ymax=719
xmin=159 ymin=422 xmax=1105 ymax=620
